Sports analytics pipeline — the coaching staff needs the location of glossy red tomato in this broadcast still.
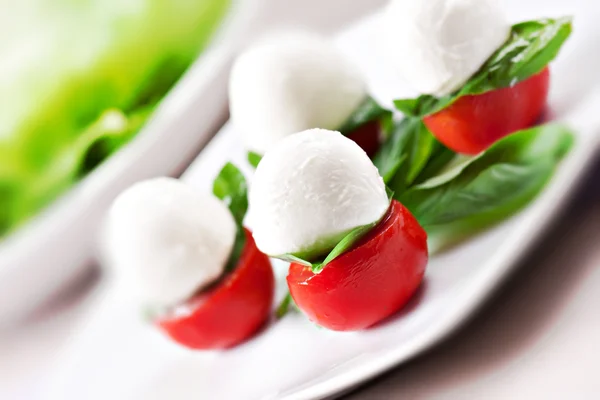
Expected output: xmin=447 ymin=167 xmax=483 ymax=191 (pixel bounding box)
xmin=424 ymin=67 xmax=550 ymax=155
xmin=287 ymin=200 xmax=428 ymax=331
xmin=346 ymin=120 xmax=383 ymax=157
xmin=157 ymin=229 xmax=274 ymax=349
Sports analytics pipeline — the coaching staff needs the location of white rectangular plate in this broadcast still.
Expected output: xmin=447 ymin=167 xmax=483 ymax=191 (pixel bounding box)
xmin=46 ymin=1 xmax=600 ymax=399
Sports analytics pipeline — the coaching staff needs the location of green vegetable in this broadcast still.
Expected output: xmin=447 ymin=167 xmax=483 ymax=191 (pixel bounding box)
xmin=0 ymin=0 xmax=231 ymax=237
xmin=213 ymin=162 xmax=249 ymax=272
xmin=275 ymin=293 xmax=297 ymax=319
xmin=397 ymin=123 xmax=574 ymax=228
xmin=247 ymin=151 xmax=262 ymax=168
xmin=394 ymin=17 xmax=572 ymax=118
xmin=373 ymin=118 xmax=448 ymax=192
xmin=7 ymin=107 xmax=155 ymax=234
xmin=411 ymin=143 xmax=456 ymax=185
xmin=338 ymin=96 xmax=393 ymax=137
xmin=213 ymin=162 xmax=248 ymax=226
xmin=277 ymin=213 xmax=384 ymax=274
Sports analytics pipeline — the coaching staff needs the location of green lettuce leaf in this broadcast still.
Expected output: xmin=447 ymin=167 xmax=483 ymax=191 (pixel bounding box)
xmin=0 ymin=0 xmax=231 ymax=237
xmin=6 ymin=107 xmax=153 ymax=235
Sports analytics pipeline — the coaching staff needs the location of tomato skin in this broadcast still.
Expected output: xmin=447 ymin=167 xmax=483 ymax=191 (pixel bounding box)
xmin=347 ymin=120 xmax=382 ymax=157
xmin=157 ymin=229 xmax=274 ymax=350
xmin=424 ymin=67 xmax=550 ymax=155
xmin=287 ymin=200 xmax=428 ymax=331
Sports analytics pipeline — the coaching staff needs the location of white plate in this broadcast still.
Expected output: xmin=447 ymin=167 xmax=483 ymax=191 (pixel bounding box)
xmin=46 ymin=1 xmax=600 ymax=399
xmin=0 ymin=0 xmax=265 ymax=325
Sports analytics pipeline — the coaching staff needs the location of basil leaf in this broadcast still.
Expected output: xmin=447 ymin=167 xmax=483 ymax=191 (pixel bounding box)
xmin=276 ymin=294 xmax=292 ymax=319
xmin=276 ymin=253 xmax=313 ymax=267
xmin=277 ymin=219 xmax=381 ymax=274
xmin=395 ymin=17 xmax=572 ymax=118
xmin=373 ymin=118 xmax=414 ymax=182
xmin=401 ymin=162 xmax=554 ymax=227
xmin=398 ymin=123 xmax=574 ymax=228
xmin=212 ymin=162 xmax=248 ymax=226
xmin=276 ymin=293 xmax=301 ymax=319
xmin=413 ymin=154 xmax=483 ymax=190
xmin=247 ymin=151 xmax=262 ymax=168
xmin=316 ymin=220 xmax=379 ymax=273
xmin=374 ymin=118 xmax=446 ymax=193
xmin=223 ymin=228 xmax=247 ymax=273
xmin=412 ymin=142 xmax=456 ymax=185
xmin=213 ymin=162 xmax=249 ymax=272
xmin=338 ymin=96 xmax=393 ymax=136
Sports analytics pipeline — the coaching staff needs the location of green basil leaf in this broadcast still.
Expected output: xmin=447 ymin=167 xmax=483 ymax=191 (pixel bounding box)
xmin=276 ymin=219 xmax=381 ymax=274
xmin=213 ymin=163 xmax=250 ymax=272
xmin=481 ymin=121 xmax=574 ymax=163
xmin=398 ymin=123 xmax=574 ymax=228
xmin=275 ymin=293 xmax=300 ymax=319
xmin=394 ymin=17 xmax=572 ymax=118
xmin=338 ymin=96 xmax=393 ymax=136
xmin=372 ymin=119 xmax=411 ymax=183
xmin=413 ymin=154 xmax=483 ymax=190
xmin=401 ymin=162 xmax=554 ymax=227
xmin=385 ymin=185 xmax=395 ymax=201
xmin=276 ymin=293 xmax=292 ymax=319
xmin=374 ymin=118 xmax=444 ymax=193
xmin=247 ymin=151 xmax=262 ymax=168
xmin=412 ymin=141 xmax=456 ymax=185
xmin=212 ymin=162 xmax=248 ymax=226
xmin=276 ymin=253 xmax=313 ymax=267
xmin=316 ymin=220 xmax=379 ymax=272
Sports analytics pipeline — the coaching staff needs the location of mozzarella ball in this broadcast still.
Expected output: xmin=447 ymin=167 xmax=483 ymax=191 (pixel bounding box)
xmin=229 ymin=32 xmax=367 ymax=154
xmin=250 ymin=129 xmax=389 ymax=259
xmin=383 ymin=0 xmax=510 ymax=96
xmin=103 ymin=178 xmax=236 ymax=307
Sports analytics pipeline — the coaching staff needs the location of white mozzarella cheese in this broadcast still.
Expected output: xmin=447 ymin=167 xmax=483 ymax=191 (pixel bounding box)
xmin=103 ymin=178 xmax=236 ymax=307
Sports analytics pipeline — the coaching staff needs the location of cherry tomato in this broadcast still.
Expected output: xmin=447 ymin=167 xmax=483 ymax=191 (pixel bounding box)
xmin=157 ymin=229 xmax=274 ymax=349
xmin=424 ymin=67 xmax=550 ymax=155
xmin=347 ymin=120 xmax=382 ymax=157
xmin=287 ymin=200 xmax=428 ymax=331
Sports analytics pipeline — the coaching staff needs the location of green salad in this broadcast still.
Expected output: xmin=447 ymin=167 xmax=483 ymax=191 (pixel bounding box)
xmin=0 ymin=0 xmax=231 ymax=237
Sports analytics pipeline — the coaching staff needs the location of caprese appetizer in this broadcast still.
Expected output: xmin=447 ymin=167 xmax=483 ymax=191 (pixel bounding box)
xmin=385 ymin=0 xmax=572 ymax=154
xmin=229 ymin=32 xmax=392 ymax=164
xmin=103 ymin=164 xmax=274 ymax=349
xmin=254 ymin=121 xmax=574 ymax=328
xmin=249 ymin=128 xmax=428 ymax=331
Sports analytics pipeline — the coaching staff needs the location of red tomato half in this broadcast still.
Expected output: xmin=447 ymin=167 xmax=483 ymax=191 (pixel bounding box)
xmin=287 ymin=200 xmax=428 ymax=331
xmin=157 ymin=229 xmax=274 ymax=350
xmin=424 ymin=67 xmax=550 ymax=155
xmin=347 ymin=120 xmax=382 ymax=157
